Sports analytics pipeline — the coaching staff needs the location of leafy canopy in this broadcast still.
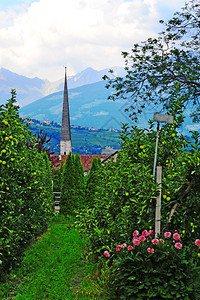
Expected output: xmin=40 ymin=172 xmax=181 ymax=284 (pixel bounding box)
xmin=103 ymin=0 xmax=200 ymax=122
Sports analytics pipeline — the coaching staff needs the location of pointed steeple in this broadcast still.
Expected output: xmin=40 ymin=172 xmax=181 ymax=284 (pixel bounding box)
xmin=60 ymin=67 xmax=72 ymax=155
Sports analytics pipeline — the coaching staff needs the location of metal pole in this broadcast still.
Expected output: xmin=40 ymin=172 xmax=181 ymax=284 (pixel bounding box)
xmin=153 ymin=122 xmax=160 ymax=179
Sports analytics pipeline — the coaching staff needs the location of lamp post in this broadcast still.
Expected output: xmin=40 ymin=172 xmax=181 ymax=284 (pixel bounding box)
xmin=153 ymin=113 xmax=174 ymax=179
xmin=153 ymin=113 xmax=174 ymax=237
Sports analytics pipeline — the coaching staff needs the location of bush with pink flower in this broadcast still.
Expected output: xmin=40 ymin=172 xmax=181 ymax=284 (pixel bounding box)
xmin=195 ymin=239 xmax=200 ymax=247
xmin=104 ymin=229 xmax=200 ymax=299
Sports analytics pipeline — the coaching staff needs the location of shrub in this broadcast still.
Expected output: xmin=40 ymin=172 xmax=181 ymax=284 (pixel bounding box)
xmin=104 ymin=230 xmax=200 ymax=299
xmin=74 ymin=152 xmax=85 ymax=209
xmin=60 ymin=153 xmax=85 ymax=215
xmin=76 ymin=149 xmax=158 ymax=259
xmin=60 ymin=153 xmax=75 ymax=215
xmin=85 ymin=157 xmax=102 ymax=207
xmin=76 ymin=116 xmax=200 ymax=260
xmin=52 ymin=163 xmax=64 ymax=192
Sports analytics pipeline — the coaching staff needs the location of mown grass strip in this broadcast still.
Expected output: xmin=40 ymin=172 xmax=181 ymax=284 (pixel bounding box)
xmin=0 ymin=215 xmax=105 ymax=299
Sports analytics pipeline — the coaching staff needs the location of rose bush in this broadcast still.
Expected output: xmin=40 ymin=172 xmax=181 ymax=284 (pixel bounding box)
xmin=104 ymin=230 xmax=200 ymax=299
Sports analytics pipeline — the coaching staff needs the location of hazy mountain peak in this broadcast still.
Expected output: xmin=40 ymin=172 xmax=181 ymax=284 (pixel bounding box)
xmin=0 ymin=66 xmax=125 ymax=106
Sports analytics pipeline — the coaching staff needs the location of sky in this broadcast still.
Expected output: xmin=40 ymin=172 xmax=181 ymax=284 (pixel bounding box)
xmin=0 ymin=0 xmax=187 ymax=82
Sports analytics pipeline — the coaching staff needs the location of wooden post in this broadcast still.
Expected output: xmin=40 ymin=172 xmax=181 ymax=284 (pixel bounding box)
xmin=155 ymin=166 xmax=162 ymax=237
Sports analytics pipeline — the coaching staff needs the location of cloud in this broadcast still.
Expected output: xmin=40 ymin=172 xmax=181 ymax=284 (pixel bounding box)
xmin=186 ymin=124 xmax=200 ymax=131
xmin=0 ymin=0 xmax=186 ymax=81
xmin=94 ymin=111 xmax=109 ymax=116
xmin=71 ymin=113 xmax=83 ymax=120
xmin=70 ymin=92 xmax=81 ymax=98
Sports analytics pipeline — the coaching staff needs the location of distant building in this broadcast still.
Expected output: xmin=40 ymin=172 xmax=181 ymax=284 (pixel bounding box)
xmin=44 ymin=118 xmax=51 ymax=125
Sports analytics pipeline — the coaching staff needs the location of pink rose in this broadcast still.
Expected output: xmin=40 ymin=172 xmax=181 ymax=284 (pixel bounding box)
xmin=152 ymin=239 xmax=159 ymax=245
xmin=147 ymin=248 xmax=154 ymax=254
xmin=133 ymin=238 xmax=140 ymax=246
xmin=116 ymin=245 xmax=121 ymax=251
xmin=128 ymin=245 xmax=133 ymax=250
xmin=159 ymin=239 xmax=164 ymax=244
xmin=104 ymin=251 xmax=110 ymax=257
xmin=175 ymin=242 xmax=182 ymax=250
xmin=142 ymin=230 xmax=148 ymax=237
xmin=195 ymin=239 xmax=200 ymax=247
xmin=133 ymin=230 xmax=139 ymax=237
xmin=173 ymin=233 xmax=180 ymax=241
xmin=121 ymin=243 xmax=127 ymax=249
xmin=164 ymin=231 xmax=171 ymax=238
xmin=148 ymin=230 xmax=154 ymax=235
xmin=139 ymin=235 xmax=146 ymax=242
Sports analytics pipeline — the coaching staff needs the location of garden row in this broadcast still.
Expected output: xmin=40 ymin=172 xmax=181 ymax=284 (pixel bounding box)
xmin=0 ymin=91 xmax=54 ymax=278
xmin=58 ymin=96 xmax=200 ymax=298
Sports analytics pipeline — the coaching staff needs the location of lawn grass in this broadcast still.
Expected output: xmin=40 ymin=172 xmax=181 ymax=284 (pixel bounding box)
xmin=0 ymin=214 xmax=107 ymax=299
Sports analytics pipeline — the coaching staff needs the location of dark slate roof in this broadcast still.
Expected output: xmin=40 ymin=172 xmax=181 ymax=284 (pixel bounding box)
xmin=61 ymin=68 xmax=71 ymax=141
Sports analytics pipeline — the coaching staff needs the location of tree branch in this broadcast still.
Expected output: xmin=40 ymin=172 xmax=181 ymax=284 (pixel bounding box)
xmin=168 ymin=178 xmax=194 ymax=223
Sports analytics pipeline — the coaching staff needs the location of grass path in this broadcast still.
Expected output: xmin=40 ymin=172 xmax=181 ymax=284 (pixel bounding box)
xmin=0 ymin=215 xmax=105 ymax=299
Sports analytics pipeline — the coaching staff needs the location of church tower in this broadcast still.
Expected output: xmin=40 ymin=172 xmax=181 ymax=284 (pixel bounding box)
xmin=60 ymin=67 xmax=72 ymax=155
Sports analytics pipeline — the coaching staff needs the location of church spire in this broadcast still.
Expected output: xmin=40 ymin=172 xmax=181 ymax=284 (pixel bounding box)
xmin=60 ymin=67 xmax=72 ymax=155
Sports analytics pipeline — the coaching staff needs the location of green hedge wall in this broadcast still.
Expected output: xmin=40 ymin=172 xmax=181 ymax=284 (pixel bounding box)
xmin=0 ymin=92 xmax=54 ymax=276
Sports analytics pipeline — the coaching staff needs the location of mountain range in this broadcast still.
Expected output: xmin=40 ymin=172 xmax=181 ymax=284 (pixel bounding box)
xmin=1 ymin=67 xmax=199 ymax=134
xmin=0 ymin=66 xmax=125 ymax=106
xmin=19 ymin=80 xmax=134 ymax=130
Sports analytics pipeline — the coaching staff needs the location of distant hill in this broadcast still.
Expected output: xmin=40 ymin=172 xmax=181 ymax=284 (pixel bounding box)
xmin=19 ymin=80 xmax=136 ymax=130
xmin=19 ymin=78 xmax=200 ymax=134
xmin=28 ymin=119 xmax=199 ymax=155
xmin=28 ymin=119 xmax=120 ymax=155
xmin=0 ymin=68 xmax=46 ymax=106
xmin=0 ymin=66 xmax=125 ymax=106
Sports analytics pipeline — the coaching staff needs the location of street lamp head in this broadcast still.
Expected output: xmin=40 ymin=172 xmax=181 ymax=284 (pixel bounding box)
xmin=153 ymin=113 xmax=174 ymax=124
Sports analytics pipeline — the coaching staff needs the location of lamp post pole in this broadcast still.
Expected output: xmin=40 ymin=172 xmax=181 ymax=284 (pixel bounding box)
xmin=153 ymin=113 xmax=174 ymax=236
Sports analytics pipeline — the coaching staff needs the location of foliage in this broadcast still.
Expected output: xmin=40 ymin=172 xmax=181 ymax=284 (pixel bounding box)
xmin=60 ymin=153 xmax=85 ymax=215
xmin=76 ymin=127 xmax=158 ymax=259
xmin=33 ymin=129 xmax=54 ymax=158
xmin=52 ymin=164 xmax=63 ymax=192
xmin=103 ymin=0 xmax=200 ymax=122
xmin=76 ymin=96 xmax=200 ymax=261
xmin=85 ymin=157 xmax=102 ymax=207
xmin=74 ymin=152 xmax=86 ymax=209
xmin=104 ymin=230 xmax=200 ymax=299
xmin=60 ymin=153 xmax=75 ymax=215
xmin=41 ymin=152 xmax=55 ymax=210
xmin=74 ymin=94 xmax=200 ymax=297
xmin=0 ymin=91 xmax=54 ymax=276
